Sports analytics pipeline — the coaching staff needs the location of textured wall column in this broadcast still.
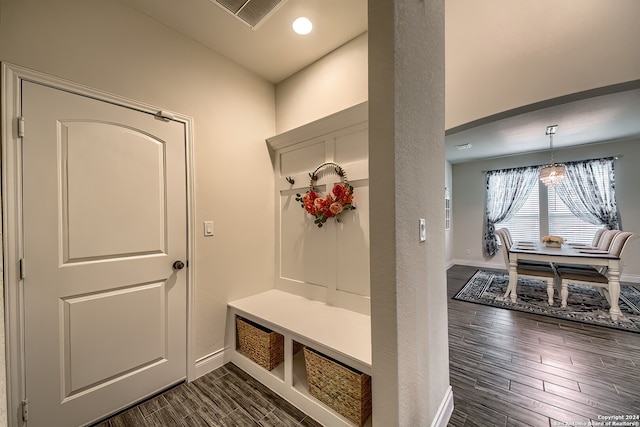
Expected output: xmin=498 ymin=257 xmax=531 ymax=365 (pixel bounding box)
xmin=369 ymin=1 xmax=450 ymax=426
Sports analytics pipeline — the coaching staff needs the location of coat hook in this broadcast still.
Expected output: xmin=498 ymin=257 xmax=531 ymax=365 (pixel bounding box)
xmin=286 ymin=176 xmax=295 ymax=185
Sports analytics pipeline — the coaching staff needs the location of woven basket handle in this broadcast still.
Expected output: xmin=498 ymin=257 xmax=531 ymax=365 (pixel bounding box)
xmin=308 ymin=162 xmax=349 ymax=192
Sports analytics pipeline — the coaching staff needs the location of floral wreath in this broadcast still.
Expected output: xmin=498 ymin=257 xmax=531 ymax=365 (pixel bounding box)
xmin=295 ymin=162 xmax=355 ymax=228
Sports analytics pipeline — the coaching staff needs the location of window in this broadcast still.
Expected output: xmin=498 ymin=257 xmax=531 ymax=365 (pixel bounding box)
xmin=548 ymin=185 xmax=602 ymax=245
xmin=495 ymin=158 xmax=616 ymax=245
xmin=496 ymin=182 xmax=540 ymax=242
xmin=484 ymin=166 xmax=540 ymax=256
xmin=548 ymin=158 xmax=617 ymax=244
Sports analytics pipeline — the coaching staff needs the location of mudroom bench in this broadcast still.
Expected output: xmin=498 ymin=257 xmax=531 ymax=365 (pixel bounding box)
xmin=226 ymin=289 xmax=372 ymax=427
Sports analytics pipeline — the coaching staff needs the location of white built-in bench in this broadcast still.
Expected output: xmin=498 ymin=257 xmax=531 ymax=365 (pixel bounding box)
xmin=226 ymin=289 xmax=371 ymax=427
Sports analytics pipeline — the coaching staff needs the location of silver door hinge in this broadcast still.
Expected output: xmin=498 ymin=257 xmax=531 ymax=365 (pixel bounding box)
xmin=19 ymin=259 xmax=25 ymax=280
xmin=17 ymin=117 xmax=25 ymax=138
xmin=21 ymin=399 xmax=29 ymax=422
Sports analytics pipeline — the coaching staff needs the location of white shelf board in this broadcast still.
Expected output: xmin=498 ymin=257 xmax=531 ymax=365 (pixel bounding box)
xmin=229 ymin=290 xmax=371 ymax=371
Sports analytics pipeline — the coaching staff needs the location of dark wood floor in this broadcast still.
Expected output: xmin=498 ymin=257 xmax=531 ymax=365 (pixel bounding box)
xmin=93 ymin=363 xmax=322 ymax=427
xmin=97 ymin=265 xmax=640 ymax=426
xmin=447 ymin=264 xmax=640 ymax=427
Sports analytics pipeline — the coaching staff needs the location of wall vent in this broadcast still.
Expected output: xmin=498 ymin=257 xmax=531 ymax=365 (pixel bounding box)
xmin=212 ymin=0 xmax=286 ymax=29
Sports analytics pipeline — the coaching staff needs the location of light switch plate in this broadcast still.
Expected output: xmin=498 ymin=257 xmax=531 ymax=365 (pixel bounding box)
xmin=204 ymin=221 xmax=214 ymax=236
xmin=419 ymin=218 xmax=426 ymax=242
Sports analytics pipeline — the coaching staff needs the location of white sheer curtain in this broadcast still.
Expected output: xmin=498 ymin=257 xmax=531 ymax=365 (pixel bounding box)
xmin=484 ymin=166 xmax=540 ymax=256
xmin=554 ymin=157 xmax=620 ymax=230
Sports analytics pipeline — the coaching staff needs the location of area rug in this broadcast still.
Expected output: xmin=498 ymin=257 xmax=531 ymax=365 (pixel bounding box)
xmin=453 ymin=269 xmax=640 ymax=333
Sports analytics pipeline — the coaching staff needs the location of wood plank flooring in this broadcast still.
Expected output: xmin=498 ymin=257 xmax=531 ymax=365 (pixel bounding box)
xmin=447 ymin=265 xmax=640 ymax=427
xmin=96 ymin=265 xmax=640 ymax=426
xmin=93 ymin=363 xmax=322 ymax=427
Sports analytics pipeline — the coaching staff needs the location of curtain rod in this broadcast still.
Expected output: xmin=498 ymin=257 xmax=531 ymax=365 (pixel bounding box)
xmin=480 ymin=154 xmax=622 ymax=174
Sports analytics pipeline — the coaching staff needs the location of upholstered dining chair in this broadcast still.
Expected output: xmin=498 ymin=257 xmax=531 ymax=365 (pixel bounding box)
xmin=497 ymin=228 xmax=552 ymax=268
xmin=555 ymin=231 xmax=630 ymax=275
xmin=596 ymin=229 xmax=621 ymax=250
xmin=569 ymin=227 xmax=608 ymax=249
xmin=554 ymin=229 xmax=621 ymax=273
xmin=501 ymin=227 xmax=514 ymax=248
xmin=591 ymin=227 xmax=607 ymax=247
xmin=555 ymin=232 xmax=638 ymax=308
xmin=495 ymin=228 xmax=558 ymax=305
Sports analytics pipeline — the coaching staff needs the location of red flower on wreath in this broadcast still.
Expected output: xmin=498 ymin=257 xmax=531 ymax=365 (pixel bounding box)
xmin=332 ymin=183 xmax=347 ymax=200
xmin=301 ymin=191 xmax=319 ymax=214
xmin=296 ymin=179 xmax=355 ymax=228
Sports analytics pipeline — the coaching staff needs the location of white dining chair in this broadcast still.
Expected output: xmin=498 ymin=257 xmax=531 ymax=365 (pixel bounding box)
xmin=496 ymin=228 xmax=558 ymax=305
xmin=555 ymin=229 xmax=621 ymax=273
xmin=596 ymin=229 xmax=621 ymax=250
xmin=555 ymin=232 xmax=637 ymax=308
xmin=569 ymin=227 xmax=608 ymax=249
xmin=591 ymin=227 xmax=607 ymax=247
xmin=498 ymin=228 xmax=553 ymax=268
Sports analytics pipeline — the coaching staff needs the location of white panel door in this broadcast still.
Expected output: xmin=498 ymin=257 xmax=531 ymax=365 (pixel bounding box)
xmin=21 ymin=81 xmax=187 ymax=426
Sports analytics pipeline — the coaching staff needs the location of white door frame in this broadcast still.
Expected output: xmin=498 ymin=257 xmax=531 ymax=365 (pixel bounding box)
xmin=1 ymin=62 xmax=197 ymax=427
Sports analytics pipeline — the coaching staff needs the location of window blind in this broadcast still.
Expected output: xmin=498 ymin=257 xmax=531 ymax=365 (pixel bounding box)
xmin=496 ymin=182 xmax=540 ymax=242
xmin=548 ymin=182 xmax=603 ymax=245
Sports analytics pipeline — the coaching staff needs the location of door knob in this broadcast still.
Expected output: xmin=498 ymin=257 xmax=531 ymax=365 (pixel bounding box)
xmin=173 ymin=260 xmax=185 ymax=270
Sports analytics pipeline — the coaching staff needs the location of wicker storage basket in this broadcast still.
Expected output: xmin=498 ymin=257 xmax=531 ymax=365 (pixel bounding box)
xmin=236 ymin=317 xmax=284 ymax=371
xmin=303 ymin=346 xmax=372 ymax=426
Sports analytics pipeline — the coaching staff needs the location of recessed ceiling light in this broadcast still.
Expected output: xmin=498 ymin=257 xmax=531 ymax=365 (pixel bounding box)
xmin=292 ymin=17 xmax=312 ymax=35
xmin=455 ymin=143 xmax=472 ymax=150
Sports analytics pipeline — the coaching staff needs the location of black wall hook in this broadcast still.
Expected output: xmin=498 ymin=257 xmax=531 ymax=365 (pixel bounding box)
xmin=286 ymin=176 xmax=295 ymax=185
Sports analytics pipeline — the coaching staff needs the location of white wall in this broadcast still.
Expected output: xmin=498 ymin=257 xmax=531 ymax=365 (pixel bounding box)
xmin=268 ymin=105 xmax=371 ymax=314
xmin=445 ymin=0 xmax=640 ymax=129
xmin=275 ymin=32 xmax=368 ymax=134
xmin=276 ymin=0 xmax=640 ymax=273
xmin=369 ymin=1 xmax=449 ymax=425
xmin=277 ymin=5 xmax=451 ymax=423
xmin=452 ymin=138 xmax=640 ymax=280
xmin=1 ymin=0 xmax=638 ymax=423
xmin=0 ymin=0 xmax=275 ymax=367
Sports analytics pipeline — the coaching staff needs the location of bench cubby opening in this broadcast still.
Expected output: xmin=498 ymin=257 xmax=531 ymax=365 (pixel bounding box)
xmin=226 ymin=290 xmax=372 ymax=427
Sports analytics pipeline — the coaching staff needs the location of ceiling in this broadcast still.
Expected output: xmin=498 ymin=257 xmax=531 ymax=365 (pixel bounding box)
xmin=118 ymin=0 xmax=367 ymax=84
xmin=445 ymin=86 xmax=640 ymax=164
xmin=118 ymin=0 xmax=640 ymax=164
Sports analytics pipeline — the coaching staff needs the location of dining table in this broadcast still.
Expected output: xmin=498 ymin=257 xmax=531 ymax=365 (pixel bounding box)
xmin=507 ymin=240 xmax=623 ymax=320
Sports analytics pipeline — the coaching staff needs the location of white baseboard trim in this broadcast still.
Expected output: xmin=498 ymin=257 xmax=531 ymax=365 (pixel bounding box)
xmin=194 ymin=348 xmax=226 ymax=379
xmin=451 ymin=258 xmax=504 ymax=271
xmin=431 ymin=386 xmax=454 ymax=427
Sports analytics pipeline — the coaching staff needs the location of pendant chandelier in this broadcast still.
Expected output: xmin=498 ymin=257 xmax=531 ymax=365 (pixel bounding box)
xmin=539 ymin=125 xmax=565 ymax=187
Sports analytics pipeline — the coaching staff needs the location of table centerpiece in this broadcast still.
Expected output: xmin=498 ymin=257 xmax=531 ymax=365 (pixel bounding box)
xmin=541 ymin=235 xmax=564 ymax=248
